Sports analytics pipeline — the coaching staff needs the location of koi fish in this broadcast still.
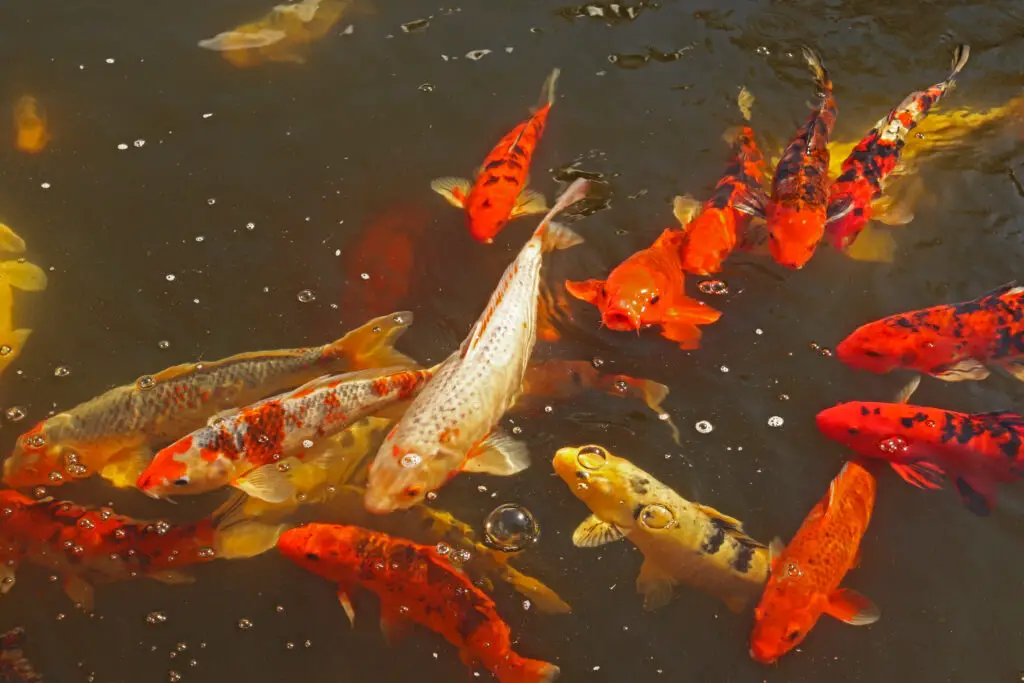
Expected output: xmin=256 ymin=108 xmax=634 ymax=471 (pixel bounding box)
xmin=197 ymin=0 xmax=353 ymax=68
xmin=13 ymin=96 xmax=49 ymax=154
xmin=2 ymin=311 xmax=416 ymax=490
xmin=278 ymin=523 xmax=560 ymax=683
xmin=431 ymin=69 xmax=559 ymax=243
xmin=749 ymin=461 xmax=880 ymax=664
xmin=0 ymin=254 xmax=47 ymax=379
xmin=564 ymin=228 xmax=722 ymax=349
xmin=363 ymin=180 xmax=590 ymax=514
xmin=825 ymin=45 xmax=970 ymax=263
xmin=738 ymin=47 xmax=849 ymax=269
xmin=136 ymin=366 xmax=433 ymax=502
xmin=673 ymin=87 xmax=767 ymax=275
xmin=0 ymin=628 xmax=43 ymax=683
xmin=835 ymin=282 xmax=1024 ymax=383
xmin=552 ymin=444 xmax=770 ymax=613
xmin=816 ymin=394 xmax=1024 ymax=517
xmin=0 ymin=489 xmax=282 ymax=611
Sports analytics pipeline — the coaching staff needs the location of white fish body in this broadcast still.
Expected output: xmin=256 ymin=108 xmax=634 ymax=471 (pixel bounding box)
xmin=364 ymin=179 xmax=590 ymax=513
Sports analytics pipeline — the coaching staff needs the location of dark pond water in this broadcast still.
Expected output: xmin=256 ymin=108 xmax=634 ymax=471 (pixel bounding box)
xmin=1 ymin=0 xmax=1024 ymax=681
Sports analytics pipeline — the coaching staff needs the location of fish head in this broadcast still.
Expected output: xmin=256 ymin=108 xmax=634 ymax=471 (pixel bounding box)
xmin=836 ymin=317 xmax=947 ymax=374
xmin=3 ymin=419 xmax=75 ymax=488
xmin=364 ymin=435 xmax=453 ymax=514
xmin=766 ymin=205 xmax=825 ymax=269
xmin=598 ymin=260 xmax=679 ymax=332
xmin=135 ymin=436 xmax=235 ymax=499
xmin=466 ymin=194 xmax=514 ymax=244
xmin=277 ymin=522 xmax=359 ymax=581
xmin=749 ymin=558 xmax=823 ymax=663
xmin=552 ymin=444 xmax=645 ymax=529
xmin=815 ymin=402 xmax=915 ymax=462
xmin=468 ymin=214 xmax=508 ymax=244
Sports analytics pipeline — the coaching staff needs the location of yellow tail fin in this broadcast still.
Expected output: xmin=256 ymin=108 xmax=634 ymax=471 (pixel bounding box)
xmin=325 ymin=310 xmax=419 ymax=370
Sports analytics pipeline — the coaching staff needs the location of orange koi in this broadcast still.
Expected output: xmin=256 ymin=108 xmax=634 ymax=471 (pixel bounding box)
xmin=431 ymin=69 xmax=559 ymax=243
xmin=278 ymin=523 xmax=560 ymax=682
xmin=565 ymin=228 xmax=722 ymax=349
xmin=13 ymin=97 xmax=49 ymax=154
xmin=749 ymin=461 xmax=880 ymax=663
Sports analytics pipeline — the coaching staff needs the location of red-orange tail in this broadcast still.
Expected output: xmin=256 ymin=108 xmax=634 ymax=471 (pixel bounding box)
xmin=492 ymin=656 xmax=560 ymax=683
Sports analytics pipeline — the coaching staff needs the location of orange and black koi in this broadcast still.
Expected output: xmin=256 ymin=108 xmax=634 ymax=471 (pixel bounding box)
xmin=826 ymin=45 xmax=970 ymax=251
xmin=431 ymin=69 xmax=559 ymax=244
xmin=737 ymin=47 xmax=850 ymax=269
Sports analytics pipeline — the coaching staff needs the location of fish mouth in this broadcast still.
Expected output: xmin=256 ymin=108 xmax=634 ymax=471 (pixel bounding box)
xmin=602 ymin=310 xmax=639 ymax=331
xmin=749 ymin=647 xmax=777 ymax=664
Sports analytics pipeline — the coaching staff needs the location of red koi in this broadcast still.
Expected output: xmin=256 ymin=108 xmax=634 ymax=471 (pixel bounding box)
xmin=826 ymin=45 xmax=970 ymax=257
xmin=750 ymin=461 xmax=879 ymax=664
xmin=738 ymin=47 xmax=846 ymax=269
xmin=277 ymin=523 xmax=560 ymax=682
xmin=836 ymin=282 xmax=1024 ymax=383
xmin=565 ymin=229 xmax=721 ymax=349
xmin=431 ymin=69 xmax=559 ymax=243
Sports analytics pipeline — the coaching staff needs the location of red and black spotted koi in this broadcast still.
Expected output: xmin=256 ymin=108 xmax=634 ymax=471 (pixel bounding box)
xmin=431 ymin=69 xmax=560 ymax=244
xmin=836 ymin=282 xmax=1024 ymax=383
xmin=826 ymin=45 xmax=970 ymax=254
xmin=136 ymin=366 xmax=435 ymax=503
xmin=817 ymin=396 xmax=1024 ymax=517
xmin=737 ymin=47 xmax=850 ymax=269
xmin=278 ymin=523 xmax=560 ymax=683
xmin=0 ymin=489 xmax=280 ymax=611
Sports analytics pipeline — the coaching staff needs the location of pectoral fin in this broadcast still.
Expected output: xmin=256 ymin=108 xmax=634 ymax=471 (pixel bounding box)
xmin=636 ymin=558 xmax=675 ymax=611
xmin=150 ymin=570 xmax=195 ymax=585
xmin=564 ymin=278 xmax=605 ymax=306
xmin=672 ymin=194 xmax=703 ymax=229
xmin=694 ymin=504 xmax=745 ymax=531
xmin=932 ymin=358 xmax=991 ymax=382
xmin=99 ymin=446 xmax=154 ymax=489
xmin=998 ymin=359 xmax=1024 ymax=383
xmin=461 ymin=432 xmax=530 ymax=475
xmin=64 ymin=575 xmax=95 ymax=611
xmin=511 ymin=188 xmax=548 ymax=217
xmin=571 ymin=514 xmax=625 ymax=548
xmin=338 ymin=590 xmax=356 ymax=627
xmin=889 ymin=462 xmax=945 ymax=490
xmin=825 ymin=588 xmax=880 ymax=626
xmin=733 ymin=187 xmax=767 ymax=219
xmin=843 ymin=225 xmax=897 ymax=263
xmin=954 ymin=473 xmax=996 ymax=517
xmin=825 ymin=195 xmax=855 ymax=225
xmin=768 ymin=537 xmax=785 ymax=572
xmin=430 ymin=177 xmax=472 ymax=209
xmin=234 ymin=464 xmax=296 ymax=503
xmin=379 ymin=608 xmax=413 ymax=644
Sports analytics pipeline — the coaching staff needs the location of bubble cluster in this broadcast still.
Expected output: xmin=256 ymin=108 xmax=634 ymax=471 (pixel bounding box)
xmin=5 ymin=406 xmax=26 ymax=422
xmin=767 ymin=416 xmax=784 ymax=427
xmin=146 ymin=611 xmax=168 ymax=625
xmin=698 ymin=279 xmax=729 ymax=295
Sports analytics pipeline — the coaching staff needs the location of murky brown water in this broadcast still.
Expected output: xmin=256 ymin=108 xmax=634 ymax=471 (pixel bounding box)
xmin=2 ymin=0 xmax=1024 ymax=681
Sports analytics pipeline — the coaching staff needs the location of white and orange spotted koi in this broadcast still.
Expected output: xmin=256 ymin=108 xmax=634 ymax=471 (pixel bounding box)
xmin=363 ymin=179 xmax=591 ymax=513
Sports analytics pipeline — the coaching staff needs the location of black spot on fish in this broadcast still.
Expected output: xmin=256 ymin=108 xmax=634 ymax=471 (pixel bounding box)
xmin=305 ymin=552 xmax=320 ymax=561
xmin=483 ymin=176 xmax=500 ymax=186
xmin=456 ymin=602 xmax=488 ymax=640
xmin=484 ymin=160 xmax=504 ymax=171
xmin=701 ymin=520 xmax=727 ymax=555
xmin=863 ymin=350 xmax=883 ymax=358
xmin=480 ymin=198 xmax=492 ymax=209
xmin=894 ymin=318 xmax=914 ymax=329
xmin=630 ymin=477 xmax=650 ymax=496
xmin=848 ymin=427 xmax=859 ymax=435
xmin=860 ymin=406 xmax=870 ymax=416
xmin=900 ymin=417 xmax=915 ymax=428
xmin=732 ymin=542 xmax=755 ymax=574
xmin=506 ymin=158 xmax=524 ymax=171
xmin=510 ymin=145 xmax=526 ymax=157
xmin=574 ymin=470 xmax=587 ymax=480
xmin=873 ymin=408 xmax=882 ymax=415
xmin=502 ymin=175 xmax=518 ymax=183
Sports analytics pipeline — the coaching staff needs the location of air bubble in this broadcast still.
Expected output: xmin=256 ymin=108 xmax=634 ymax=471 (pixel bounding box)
xmin=400 ymin=453 xmax=422 ymax=468
xmin=165 ymin=274 xmax=176 ymax=282
xmin=0 ymin=346 xmax=10 ymax=356
xmin=302 ymin=439 xmax=314 ymax=448
xmin=483 ymin=504 xmax=539 ymax=552
xmin=237 ymin=618 xmax=254 ymax=630
xmin=591 ymin=357 xmax=604 ymax=369
xmin=767 ymin=416 xmax=784 ymax=427
xmin=465 ymin=49 xmax=491 ymax=60
xmin=297 ymin=289 xmax=316 ymax=303
xmin=5 ymin=407 xmax=25 ymax=422
xmin=54 ymin=365 xmax=71 ymax=377
xmin=698 ymin=280 xmax=729 ymax=295
xmin=159 ymin=340 xmax=171 ymax=349
xmin=695 ymin=420 xmax=713 ymax=434
xmin=137 ymin=376 xmax=156 ymax=390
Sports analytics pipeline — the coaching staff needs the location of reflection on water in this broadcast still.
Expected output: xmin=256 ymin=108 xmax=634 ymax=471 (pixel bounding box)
xmin=0 ymin=0 xmax=1023 ymax=681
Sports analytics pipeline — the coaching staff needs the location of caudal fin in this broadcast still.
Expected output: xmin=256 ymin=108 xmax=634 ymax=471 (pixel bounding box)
xmin=534 ymin=178 xmax=590 ymax=251
xmin=800 ymin=45 xmax=831 ymax=93
xmin=531 ymin=68 xmax=560 ymax=114
xmin=324 ymin=310 xmax=419 ymax=370
xmin=493 ymin=656 xmax=561 ymax=683
xmin=949 ymin=44 xmax=970 ymax=81
xmin=0 ymin=224 xmax=26 ymax=254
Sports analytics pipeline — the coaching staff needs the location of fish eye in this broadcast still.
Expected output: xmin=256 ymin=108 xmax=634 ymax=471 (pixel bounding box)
xmin=173 ymin=477 xmax=190 ymax=487
xmin=785 ymin=628 xmax=802 ymax=642
xmin=576 ymin=445 xmax=608 ymax=470
xmin=403 ymin=485 xmax=423 ymax=498
xmin=649 ymin=295 xmax=660 ymax=305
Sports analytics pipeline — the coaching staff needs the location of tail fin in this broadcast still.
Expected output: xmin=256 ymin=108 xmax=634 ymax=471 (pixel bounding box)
xmin=325 ymin=310 xmax=419 ymax=370
xmin=800 ymin=46 xmax=831 ymax=93
xmin=502 ymin=566 xmax=572 ymax=614
xmin=534 ymin=178 xmax=590 ymax=251
xmin=949 ymin=44 xmax=970 ymax=82
xmin=531 ymin=68 xmax=560 ymax=114
xmin=494 ymin=657 xmax=561 ymax=683
xmin=0 ymin=261 xmax=47 ymax=292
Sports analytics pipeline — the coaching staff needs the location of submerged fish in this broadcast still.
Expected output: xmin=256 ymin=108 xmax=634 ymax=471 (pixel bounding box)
xmin=3 ymin=312 xmax=416 ymax=489
xmin=431 ymin=69 xmax=559 ymax=244
xmin=0 ymin=255 xmax=47 ymax=379
xmin=674 ymin=87 xmax=767 ymax=275
xmin=137 ymin=366 xmax=433 ymax=502
xmin=835 ymin=282 xmax=1024 ymax=383
xmin=738 ymin=48 xmax=848 ymax=269
xmin=197 ymin=0 xmax=353 ymax=68
xmin=0 ymin=490 xmax=281 ymax=611
xmin=0 ymin=628 xmax=43 ymax=682
xmin=363 ymin=180 xmax=591 ymax=513
xmin=278 ymin=523 xmax=560 ymax=682
xmin=825 ymin=45 xmax=970 ymax=263
xmin=750 ymin=461 xmax=879 ymax=664
xmin=13 ymin=96 xmax=49 ymax=154
xmin=552 ymin=444 xmax=770 ymax=613
xmin=564 ymin=227 xmax=722 ymax=349
xmin=816 ymin=394 xmax=1024 ymax=517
